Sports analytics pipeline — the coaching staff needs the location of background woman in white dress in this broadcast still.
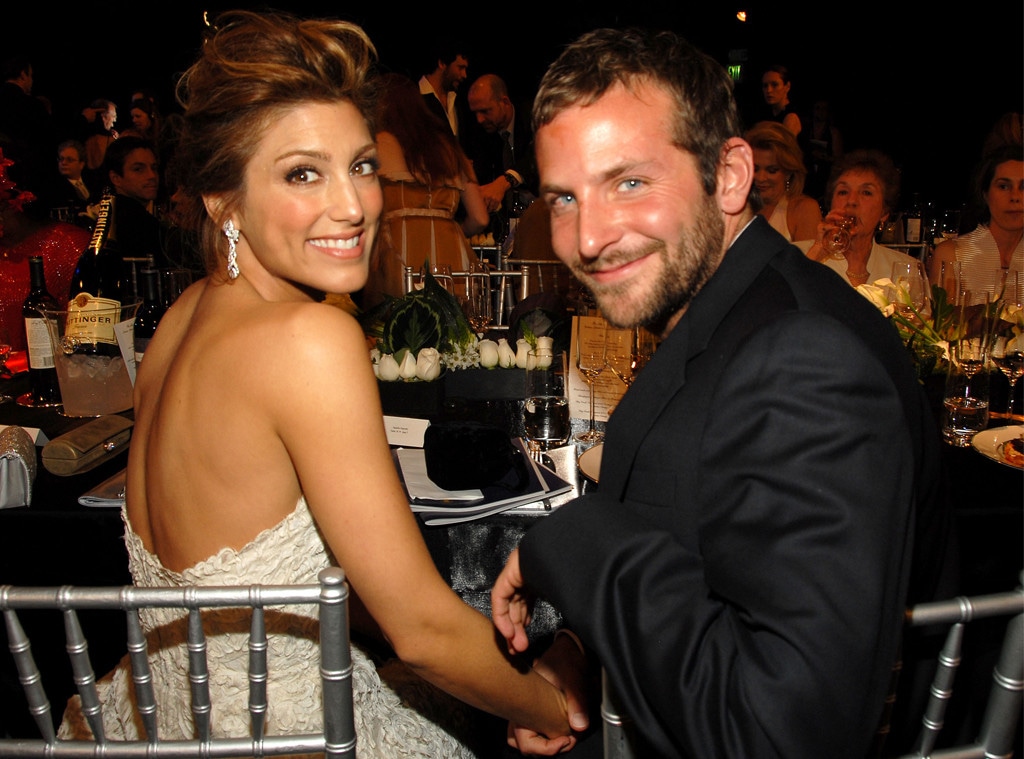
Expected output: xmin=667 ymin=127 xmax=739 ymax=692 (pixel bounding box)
xmin=58 ymin=10 xmax=576 ymax=757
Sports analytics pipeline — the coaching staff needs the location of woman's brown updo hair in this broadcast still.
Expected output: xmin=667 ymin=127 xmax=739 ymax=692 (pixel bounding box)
xmin=173 ymin=9 xmax=378 ymax=275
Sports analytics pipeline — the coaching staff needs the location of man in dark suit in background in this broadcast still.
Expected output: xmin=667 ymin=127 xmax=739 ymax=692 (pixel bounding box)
xmin=465 ymin=74 xmax=537 ymax=208
xmin=491 ymin=27 xmax=953 ymax=758
xmin=464 ymin=74 xmax=538 ymax=243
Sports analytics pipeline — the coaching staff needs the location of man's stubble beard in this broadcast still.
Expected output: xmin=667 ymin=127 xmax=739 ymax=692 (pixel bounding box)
xmin=578 ymin=192 xmax=725 ymax=331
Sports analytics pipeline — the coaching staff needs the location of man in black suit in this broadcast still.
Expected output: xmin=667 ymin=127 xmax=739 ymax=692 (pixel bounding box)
xmin=101 ymin=135 xmax=176 ymax=298
xmin=464 ymin=74 xmax=538 ymax=242
xmin=465 ymin=74 xmax=537 ymax=205
xmin=491 ymin=27 xmax=952 ymax=758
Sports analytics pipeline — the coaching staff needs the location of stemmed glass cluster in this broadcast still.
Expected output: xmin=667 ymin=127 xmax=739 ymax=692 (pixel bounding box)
xmin=574 ymin=319 xmax=657 ymax=444
xmin=574 ymin=317 xmax=607 ymax=444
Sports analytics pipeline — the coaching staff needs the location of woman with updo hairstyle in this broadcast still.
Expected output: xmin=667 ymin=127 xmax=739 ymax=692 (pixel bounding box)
xmin=57 ymin=10 xmax=576 ymax=756
xmin=745 ymin=120 xmax=821 ymax=242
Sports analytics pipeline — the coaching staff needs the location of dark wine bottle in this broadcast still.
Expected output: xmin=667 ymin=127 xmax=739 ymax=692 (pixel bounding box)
xmin=21 ymin=256 xmax=62 ymax=405
xmin=66 ymin=194 xmax=125 ymax=356
xmin=133 ymin=268 xmax=166 ymax=365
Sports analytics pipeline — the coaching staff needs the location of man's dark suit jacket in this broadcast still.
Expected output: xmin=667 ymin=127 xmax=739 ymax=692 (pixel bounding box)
xmin=518 ymin=217 xmax=949 ymax=757
xmin=461 ymin=104 xmax=537 ymax=193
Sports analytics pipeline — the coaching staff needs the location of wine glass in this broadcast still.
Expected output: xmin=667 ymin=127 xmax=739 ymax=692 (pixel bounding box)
xmin=606 ymin=327 xmax=656 ymax=388
xmin=992 ymin=272 xmax=1023 ymax=418
xmin=822 ymin=215 xmax=854 ymax=260
xmin=460 ymin=261 xmax=492 ymax=337
xmin=421 ymin=263 xmax=453 ymax=294
xmin=943 ymin=290 xmax=994 ymax=446
xmin=574 ymin=316 xmax=606 ymax=444
xmin=952 ymin=290 xmax=994 ymax=380
xmin=890 ymin=260 xmax=929 ymax=319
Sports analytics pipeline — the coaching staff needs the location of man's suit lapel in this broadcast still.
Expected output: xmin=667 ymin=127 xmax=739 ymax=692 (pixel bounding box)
xmin=598 ymin=217 xmax=791 ymax=498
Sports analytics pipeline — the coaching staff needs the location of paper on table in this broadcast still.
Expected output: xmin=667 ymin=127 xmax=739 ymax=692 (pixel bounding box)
xmin=394 ymin=448 xmax=483 ymax=502
xmin=567 ymin=315 xmax=627 ymax=423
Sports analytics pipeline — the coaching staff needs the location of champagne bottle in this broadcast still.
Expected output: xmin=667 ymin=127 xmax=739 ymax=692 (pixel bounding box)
xmin=21 ymin=256 xmax=62 ymax=405
xmin=66 ymin=194 xmax=125 ymax=356
xmin=133 ymin=268 xmax=166 ymax=365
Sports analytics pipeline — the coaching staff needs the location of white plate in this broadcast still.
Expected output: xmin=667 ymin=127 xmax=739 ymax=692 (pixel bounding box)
xmin=577 ymin=443 xmax=603 ymax=483
xmin=971 ymin=425 xmax=1024 ymax=470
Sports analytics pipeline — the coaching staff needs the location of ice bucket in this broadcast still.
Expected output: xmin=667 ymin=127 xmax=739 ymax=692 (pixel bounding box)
xmin=40 ymin=301 xmax=141 ymax=417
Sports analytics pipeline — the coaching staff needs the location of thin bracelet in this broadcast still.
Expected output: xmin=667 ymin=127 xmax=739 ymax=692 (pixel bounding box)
xmin=554 ymin=628 xmax=585 ymax=656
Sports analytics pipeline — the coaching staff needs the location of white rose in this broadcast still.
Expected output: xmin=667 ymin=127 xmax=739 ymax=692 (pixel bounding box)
xmin=478 ymin=339 xmax=500 ymax=368
xmin=515 ymin=339 xmax=531 ymax=369
xmin=536 ymin=336 xmax=554 ymax=353
xmin=415 ymin=347 xmax=442 ymax=381
xmin=497 ymin=338 xmax=517 ymax=368
xmin=399 ymin=350 xmax=418 ymax=379
xmin=377 ymin=353 xmax=400 ymax=381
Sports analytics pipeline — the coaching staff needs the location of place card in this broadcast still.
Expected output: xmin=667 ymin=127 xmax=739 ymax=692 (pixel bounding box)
xmin=383 ymin=415 xmax=430 ymax=447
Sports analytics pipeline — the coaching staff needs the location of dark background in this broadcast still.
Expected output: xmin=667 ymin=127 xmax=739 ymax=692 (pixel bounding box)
xmin=7 ymin=0 xmax=1023 ymax=213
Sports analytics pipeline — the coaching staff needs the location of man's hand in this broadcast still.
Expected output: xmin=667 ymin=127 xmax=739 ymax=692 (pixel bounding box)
xmin=480 ymin=177 xmax=510 ymax=213
xmin=508 ymin=631 xmax=595 ymax=755
xmin=491 ymin=547 xmax=534 ymax=655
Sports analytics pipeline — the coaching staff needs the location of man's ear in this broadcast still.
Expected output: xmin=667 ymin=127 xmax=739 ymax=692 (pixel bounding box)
xmin=717 ymin=137 xmax=754 ymax=215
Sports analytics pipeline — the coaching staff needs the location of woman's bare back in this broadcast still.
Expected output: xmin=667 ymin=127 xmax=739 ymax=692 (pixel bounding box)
xmin=125 ymin=277 xmax=360 ymax=573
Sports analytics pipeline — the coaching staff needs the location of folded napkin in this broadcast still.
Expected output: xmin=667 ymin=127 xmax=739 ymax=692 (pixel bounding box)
xmin=78 ymin=468 xmax=126 ymax=508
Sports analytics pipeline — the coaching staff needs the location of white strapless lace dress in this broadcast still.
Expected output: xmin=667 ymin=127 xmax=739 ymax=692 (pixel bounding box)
xmin=58 ymin=498 xmax=486 ymax=758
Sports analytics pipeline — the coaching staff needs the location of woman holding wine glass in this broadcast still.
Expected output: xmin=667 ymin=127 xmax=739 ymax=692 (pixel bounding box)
xmin=796 ymin=149 xmax=921 ymax=288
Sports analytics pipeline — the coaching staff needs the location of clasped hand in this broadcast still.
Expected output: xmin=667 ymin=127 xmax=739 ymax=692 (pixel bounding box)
xmin=492 ymin=548 xmax=594 ymax=754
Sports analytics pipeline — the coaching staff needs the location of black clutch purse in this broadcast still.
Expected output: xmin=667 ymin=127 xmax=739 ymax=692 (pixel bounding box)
xmin=423 ymin=421 xmax=521 ymax=491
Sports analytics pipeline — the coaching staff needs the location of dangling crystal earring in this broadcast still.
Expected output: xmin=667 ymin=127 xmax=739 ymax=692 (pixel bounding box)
xmin=223 ymin=219 xmax=240 ymax=280
xmin=785 ymin=175 xmax=792 ymax=193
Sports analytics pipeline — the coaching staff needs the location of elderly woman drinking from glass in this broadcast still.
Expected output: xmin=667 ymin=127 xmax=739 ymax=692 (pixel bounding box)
xmin=745 ymin=120 xmax=821 ymax=242
xmin=797 ymin=148 xmax=921 ymax=287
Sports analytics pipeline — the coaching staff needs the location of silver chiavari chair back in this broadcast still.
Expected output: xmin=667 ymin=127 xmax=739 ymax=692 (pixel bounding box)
xmin=896 ymin=574 xmax=1023 ymax=759
xmin=0 ymin=567 xmax=354 ymax=758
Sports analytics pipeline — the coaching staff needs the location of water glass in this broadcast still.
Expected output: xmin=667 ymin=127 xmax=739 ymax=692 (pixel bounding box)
xmin=523 ymin=350 xmax=570 ymax=453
